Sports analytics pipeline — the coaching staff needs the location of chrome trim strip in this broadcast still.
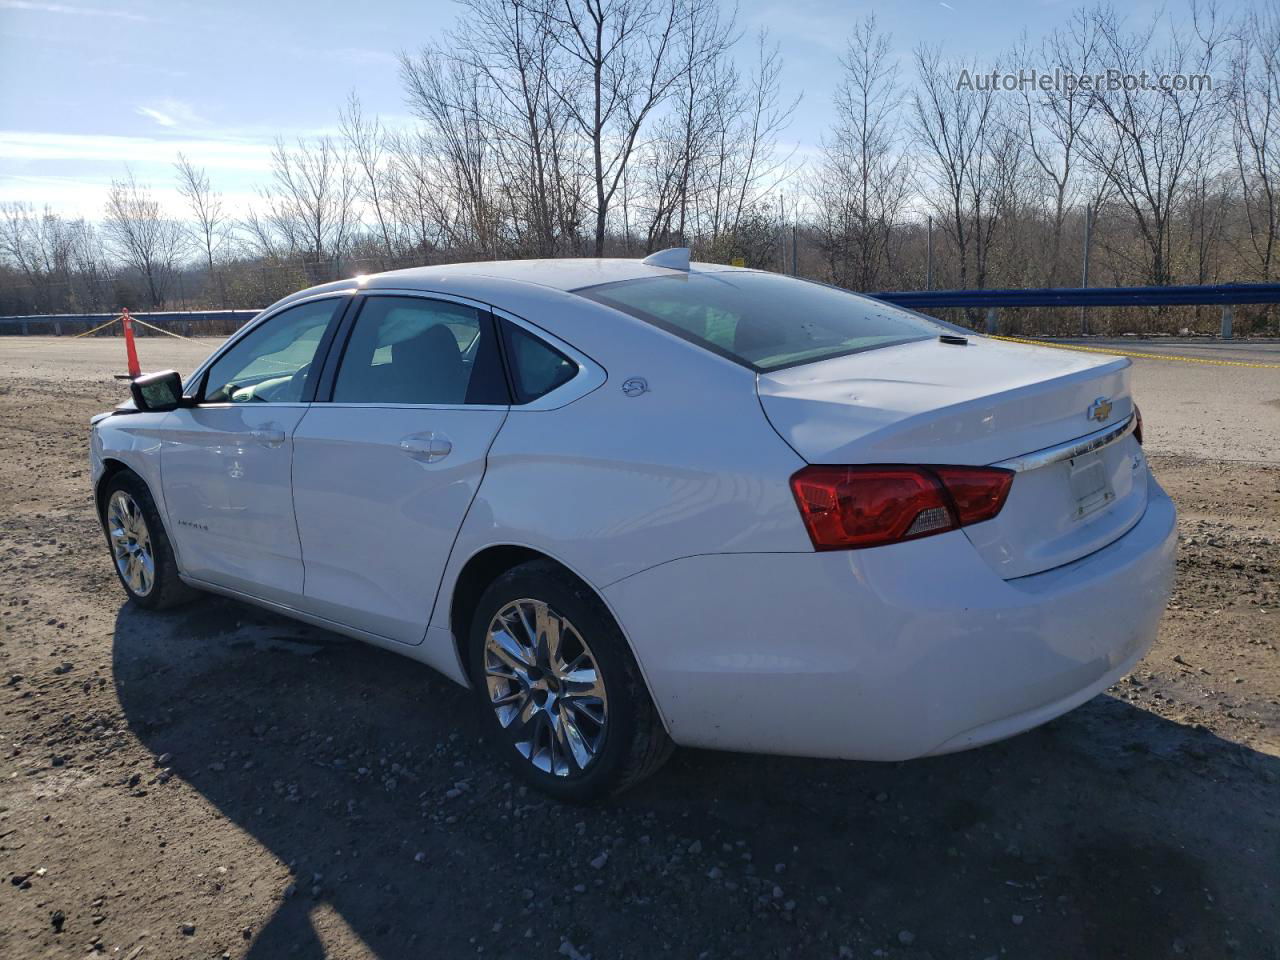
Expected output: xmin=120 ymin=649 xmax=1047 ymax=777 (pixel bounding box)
xmin=181 ymin=284 xmax=606 ymax=410
xmin=992 ymin=413 xmax=1136 ymax=473
xmin=316 ymin=402 xmax=509 ymax=412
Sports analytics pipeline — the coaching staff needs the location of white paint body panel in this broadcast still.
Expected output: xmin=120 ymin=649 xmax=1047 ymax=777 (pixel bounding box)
xmin=90 ymin=259 xmax=1178 ymax=764
xmin=604 ymin=474 xmax=1176 ymax=759
xmin=290 ymin=404 xmax=507 ymax=643
xmin=757 ymin=337 xmax=1146 ymax=578
xmin=157 ymin=404 xmax=307 ymax=603
xmin=756 ymin=335 xmax=1133 ymax=466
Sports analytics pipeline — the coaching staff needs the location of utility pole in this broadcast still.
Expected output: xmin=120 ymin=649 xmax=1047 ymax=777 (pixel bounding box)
xmin=1080 ymin=204 xmax=1092 ymax=336
xmin=779 ymin=193 xmax=786 ymax=273
xmin=926 ymin=216 xmax=934 ymax=291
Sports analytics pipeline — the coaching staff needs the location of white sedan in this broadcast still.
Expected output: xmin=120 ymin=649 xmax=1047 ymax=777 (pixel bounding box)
xmin=91 ymin=251 xmax=1176 ymax=801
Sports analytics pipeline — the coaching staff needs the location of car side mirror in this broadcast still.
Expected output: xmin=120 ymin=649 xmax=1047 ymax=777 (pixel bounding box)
xmin=130 ymin=370 xmax=186 ymax=412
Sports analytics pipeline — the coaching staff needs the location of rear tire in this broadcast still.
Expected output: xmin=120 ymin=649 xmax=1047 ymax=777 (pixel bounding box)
xmin=468 ymin=559 xmax=673 ymax=802
xmin=100 ymin=470 xmax=199 ymax=610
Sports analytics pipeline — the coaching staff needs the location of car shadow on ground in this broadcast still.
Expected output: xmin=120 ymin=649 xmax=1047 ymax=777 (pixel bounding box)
xmin=112 ymin=596 xmax=1280 ymax=960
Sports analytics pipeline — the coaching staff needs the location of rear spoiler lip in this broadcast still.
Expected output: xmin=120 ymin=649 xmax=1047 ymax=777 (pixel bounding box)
xmin=991 ymin=413 xmax=1137 ymax=474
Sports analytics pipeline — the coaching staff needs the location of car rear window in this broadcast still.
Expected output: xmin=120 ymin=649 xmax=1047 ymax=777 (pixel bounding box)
xmin=575 ymin=271 xmax=942 ymax=371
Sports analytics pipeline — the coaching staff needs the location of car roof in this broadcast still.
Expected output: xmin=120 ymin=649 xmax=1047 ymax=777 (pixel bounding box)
xmin=373 ymin=257 xmax=737 ymax=292
xmin=270 ymin=257 xmax=743 ymax=313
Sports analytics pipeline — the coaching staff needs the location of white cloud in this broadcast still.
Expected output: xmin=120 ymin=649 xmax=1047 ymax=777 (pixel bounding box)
xmin=0 ymin=0 xmax=151 ymax=21
xmin=135 ymin=98 xmax=205 ymax=129
xmin=0 ymin=172 xmax=262 ymax=219
xmin=0 ymin=130 xmax=276 ymax=216
xmin=0 ymin=130 xmax=273 ymax=169
xmin=136 ymin=106 xmax=178 ymax=127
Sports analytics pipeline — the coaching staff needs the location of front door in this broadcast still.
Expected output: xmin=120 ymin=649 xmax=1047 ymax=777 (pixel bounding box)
xmin=161 ymin=296 xmax=345 ymax=604
xmin=291 ymin=294 xmax=510 ymax=643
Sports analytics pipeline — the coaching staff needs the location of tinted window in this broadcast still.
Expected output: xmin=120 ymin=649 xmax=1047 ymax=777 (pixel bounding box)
xmin=503 ymin=322 xmax=577 ymax=404
xmin=203 ymin=298 xmax=339 ymax=403
xmin=332 ymin=296 xmax=507 ymax=405
xmin=576 ymin=272 xmax=943 ymax=371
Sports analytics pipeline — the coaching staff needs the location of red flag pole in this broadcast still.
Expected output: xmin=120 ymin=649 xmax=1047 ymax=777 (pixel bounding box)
xmin=121 ymin=308 xmax=141 ymax=379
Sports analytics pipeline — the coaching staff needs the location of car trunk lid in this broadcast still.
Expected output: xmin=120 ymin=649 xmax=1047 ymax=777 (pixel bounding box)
xmin=757 ymin=336 xmax=1146 ymax=578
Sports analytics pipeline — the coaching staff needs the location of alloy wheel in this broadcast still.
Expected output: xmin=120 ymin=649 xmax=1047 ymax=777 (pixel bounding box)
xmin=483 ymin=598 xmax=608 ymax=776
xmin=107 ymin=490 xmax=155 ymax=597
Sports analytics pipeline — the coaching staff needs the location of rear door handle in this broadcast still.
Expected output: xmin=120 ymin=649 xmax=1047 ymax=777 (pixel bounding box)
xmin=400 ymin=431 xmax=452 ymax=463
xmin=250 ymin=428 xmax=286 ymax=447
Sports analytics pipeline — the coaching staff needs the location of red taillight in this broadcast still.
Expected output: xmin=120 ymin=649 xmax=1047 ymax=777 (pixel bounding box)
xmin=1134 ymin=404 xmax=1143 ymax=445
xmin=789 ymin=464 xmax=1014 ymax=551
xmin=932 ymin=466 xmax=1014 ymax=526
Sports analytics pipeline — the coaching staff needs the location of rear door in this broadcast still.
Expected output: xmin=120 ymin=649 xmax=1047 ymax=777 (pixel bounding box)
xmin=161 ymin=295 xmax=347 ymax=603
xmin=290 ymin=293 xmax=509 ymax=644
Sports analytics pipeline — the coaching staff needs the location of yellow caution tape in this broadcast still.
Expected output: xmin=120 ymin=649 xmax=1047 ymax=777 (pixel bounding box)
xmin=70 ymin=315 xmax=121 ymax=338
xmin=988 ymin=334 xmax=1280 ymax=369
xmin=130 ymin=317 xmax=198 ymax=341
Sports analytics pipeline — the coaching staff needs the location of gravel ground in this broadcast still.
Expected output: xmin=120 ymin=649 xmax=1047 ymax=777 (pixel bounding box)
xmin=0 ymin=337 xmax=1277 ymax=960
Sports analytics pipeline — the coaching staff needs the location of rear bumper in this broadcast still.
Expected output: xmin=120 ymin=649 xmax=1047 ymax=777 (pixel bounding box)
xmin=604 ymin=473 xmax=1177 ymax=761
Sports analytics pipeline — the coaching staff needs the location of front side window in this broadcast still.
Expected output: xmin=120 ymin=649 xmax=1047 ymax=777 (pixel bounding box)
xmin=332 ymin=296 xmax=507 ymax=405
xmin=575 ymin=271 xmax=944 ymax=372
xmin=203 ymin=298 xmax=340 ymax=403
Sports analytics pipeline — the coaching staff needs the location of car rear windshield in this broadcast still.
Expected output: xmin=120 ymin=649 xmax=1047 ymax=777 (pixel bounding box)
xmin=575 ymin=271 xmax=942 ymax=371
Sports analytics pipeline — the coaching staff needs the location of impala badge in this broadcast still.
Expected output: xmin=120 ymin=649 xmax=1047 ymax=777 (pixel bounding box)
xmin=1088 ymin=397 xmax=1113 ymax=423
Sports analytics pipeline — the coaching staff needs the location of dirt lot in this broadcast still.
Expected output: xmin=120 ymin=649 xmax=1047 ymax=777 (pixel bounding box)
xmin=0 ymin=337 xmax=1277 ymax=960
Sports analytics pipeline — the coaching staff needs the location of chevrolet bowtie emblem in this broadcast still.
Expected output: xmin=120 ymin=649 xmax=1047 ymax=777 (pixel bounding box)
xmin=1088 ymin=397 xmax=1113 ymax=423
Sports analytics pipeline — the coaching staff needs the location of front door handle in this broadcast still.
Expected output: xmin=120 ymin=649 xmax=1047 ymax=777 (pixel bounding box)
xmin=250 ymin=427 xmax=286 ymax=447
xmin=400 ymin=431 xmax=452 ymax=464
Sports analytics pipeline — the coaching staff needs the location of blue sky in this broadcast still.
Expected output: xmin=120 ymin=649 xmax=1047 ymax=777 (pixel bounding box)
xmin=0 ymin=0 xmax=1216 ymax=217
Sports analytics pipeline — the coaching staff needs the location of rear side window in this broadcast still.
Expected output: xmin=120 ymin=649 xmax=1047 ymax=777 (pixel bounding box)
xmin=575 ymin=271 xmax=943 ymax=372
xmin=502 ymin=321 xmax=577 ymax=404
xmin=332 ymin=296 xmax=508 ymax=405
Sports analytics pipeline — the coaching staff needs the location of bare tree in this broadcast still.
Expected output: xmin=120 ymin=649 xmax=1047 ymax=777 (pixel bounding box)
xmin=1184 ymin=159 xmax=1233 ymax=290
xmin=261 ymin=136 xmax=358 ymax=277
xmin=633 ymin=0 xmax=736 ymax=250
xmin=1015 ymin=11 xmax=1103 ymax=285
xmin=1078 ymin=3 xmax=1228 ymax=285
xmin=912 ymin=46 xmax=1013 ymax=290
xmin=810 ymin=14 xmax=911 ymax=290
xmin=383 ymin=128 xmax=446 ymax=260
xmin=644 ymin=27 xmax=798 ymax=257
xmin=67 ymin=218 xmax=111 ymax=311
xmin=0 ymin=202 xmax=75 ymax=311
xmin=102 ymin=172 xmax=186 ymax=308
xmin=239 ymin=204 xmax=284 ymax=263
xmin=400 ymin=48 xmax=506 ymax=257
xmin=1231 ymin=0 xmax=1280 ymax=281
xmin=718 ymin=32 xmax=799 ymax=242
xmin=340 ymin=92 xmax=399 ymax=265
xmin=443 ymin=0 xmax=586 ymax=257
xmin=174 ymin=153 xmax=231 ymax=305
xmin=551 ymin=0 xmax=688 ymax=255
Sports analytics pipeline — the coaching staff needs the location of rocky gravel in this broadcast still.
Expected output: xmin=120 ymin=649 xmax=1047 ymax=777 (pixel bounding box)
xmin=0 ymin=338 xmax=1277 ymax=959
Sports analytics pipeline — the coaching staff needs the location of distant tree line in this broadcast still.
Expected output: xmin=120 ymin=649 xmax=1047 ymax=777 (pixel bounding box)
xmin=3 ymin=0 xmax=1280 ymax=334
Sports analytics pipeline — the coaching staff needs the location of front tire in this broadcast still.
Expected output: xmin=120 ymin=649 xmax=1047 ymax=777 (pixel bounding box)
xmin=468 ymin=560 xmax=673 ymax=802
xmin=100 ymin=471 xmax=198 ymax=610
